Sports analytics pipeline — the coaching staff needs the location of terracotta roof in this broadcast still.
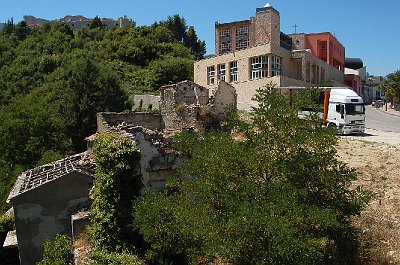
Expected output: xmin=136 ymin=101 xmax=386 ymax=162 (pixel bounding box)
xmin=7 ymin=152 xmax=95 ymax=202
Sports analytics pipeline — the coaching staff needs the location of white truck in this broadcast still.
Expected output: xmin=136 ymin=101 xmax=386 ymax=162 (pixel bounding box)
xmin=283 ymin=87 xmax=366 ymax=135
xmin=325 ymin=88 xmax=365 ymax=134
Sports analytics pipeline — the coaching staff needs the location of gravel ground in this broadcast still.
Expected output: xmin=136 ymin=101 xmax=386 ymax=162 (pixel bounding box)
xmin=337 ymin=130 xmax=400 ymax=264
xmin=344 ymin=128 xmax=400 ymax=147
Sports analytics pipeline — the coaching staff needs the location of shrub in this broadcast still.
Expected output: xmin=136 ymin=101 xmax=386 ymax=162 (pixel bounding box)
xmin=134 ymin=85 xmax=371 ymax=264
xmin=37 ymin=234 xmax=72 ymax=265
xmin=90 ymin=250 xmax=144 ymax=265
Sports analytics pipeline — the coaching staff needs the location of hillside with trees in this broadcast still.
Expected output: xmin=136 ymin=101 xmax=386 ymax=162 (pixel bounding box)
xmin=0 ymin=15 xmax=205 ymax=213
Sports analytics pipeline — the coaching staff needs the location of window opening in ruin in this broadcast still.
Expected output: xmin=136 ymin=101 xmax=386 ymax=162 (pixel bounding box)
xmin=207 ymin=66 xmax=216 ymax=85
xmin=271 ymin=55 xmax=281 ymax=77
xmin=218 ymin=64 xmax=226 ymax=81
xmin=229 ymin=61 xmax=238 ymax=82
xmin=250 ymin=55 xmax=268 ymax=80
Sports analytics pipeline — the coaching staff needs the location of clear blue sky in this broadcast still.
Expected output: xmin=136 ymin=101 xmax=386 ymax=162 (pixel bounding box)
xmin=1 ymin=0 xmax=399 ymax=77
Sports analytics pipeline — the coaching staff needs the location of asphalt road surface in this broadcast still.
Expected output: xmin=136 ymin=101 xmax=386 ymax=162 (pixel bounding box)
xmin=365 ymin=105 xmax=400 ymax=133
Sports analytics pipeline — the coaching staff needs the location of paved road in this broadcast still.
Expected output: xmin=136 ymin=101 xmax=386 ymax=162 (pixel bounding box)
xmin=365 ymin=105 xmax=400 ymax=133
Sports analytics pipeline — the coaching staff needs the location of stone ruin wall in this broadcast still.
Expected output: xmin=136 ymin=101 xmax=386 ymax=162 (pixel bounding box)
xmin=97 ymin=112 xmax=163 ymax=132
xmin=95 ymin=80 xmax=238 ymax=190
xmin=160 ymin=81 xmax=210 ymax=131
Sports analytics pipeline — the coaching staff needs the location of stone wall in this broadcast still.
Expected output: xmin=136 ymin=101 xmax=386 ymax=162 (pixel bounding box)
xmin=211 ymin=81 xmax=237 ymax=119
xmin=255 ymin=6 xmax=280 ymax=47
xmin=160 ymin=81 xmax=209 ymax=131
xmin=126 ymin=127 xmax=181 ymax=190
xmin=289 ymin=33 xmax=307 ymax=50
xmin=97 ymin=112 xmax=163 ymax=132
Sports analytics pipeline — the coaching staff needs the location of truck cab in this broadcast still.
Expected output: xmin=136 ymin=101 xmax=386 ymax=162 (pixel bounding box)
xmin=327 ymin=88 xmax=365 ymax=134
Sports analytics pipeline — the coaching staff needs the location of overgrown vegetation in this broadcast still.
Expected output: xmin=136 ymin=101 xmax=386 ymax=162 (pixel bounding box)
xmin=37 ymin=234 xmax=72 ymax=265
xmin=0 ymin=15 xmax=203 ymax=213
xmin=0 ymin=214 xmax=19 ymax=265
xmin=379 ymin=70 xmax=400 ymax=104
xmin=89 ymin=131 xmax=143 ymax=261
xmin=133 ymin=85 xmax=371 ymax=264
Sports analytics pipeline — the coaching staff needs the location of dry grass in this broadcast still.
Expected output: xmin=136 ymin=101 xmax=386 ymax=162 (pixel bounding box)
xmin=336 ymin=138 xmax=400 ymax=265
xmin=73 ymin=230 xmax=91 ymax=265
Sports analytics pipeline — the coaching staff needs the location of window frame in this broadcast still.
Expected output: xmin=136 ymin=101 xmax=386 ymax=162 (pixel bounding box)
xmin=250 ymin=55 xmax=268 ymax=80
xmin=229 ymin=61 xmax=238 ymax=82
xmin=207 ymin=66 xmax=216 ymax=85
xmin=217 ymin=64 xmax=226 ymax=81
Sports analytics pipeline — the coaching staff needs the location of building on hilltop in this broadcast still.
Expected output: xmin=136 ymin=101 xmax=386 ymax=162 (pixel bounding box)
xmin=194 ymin=3 xmax=346 ymax=107
xmin=23 ymin=15 xmax=133 ymax=31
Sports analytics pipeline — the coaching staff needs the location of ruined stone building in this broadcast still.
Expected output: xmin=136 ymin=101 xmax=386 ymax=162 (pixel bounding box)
xmin=4 ymin=80 xmax=236 ymax=264
xmin=23 ymin=15 xmax=133 ymax=31
xmin=97 ymin=80 xmax=237 ymax=189
xmin=5 ymin=152 xmax=94 ymax=265
xmin=194 ymin=3 xmax=346 ymax=107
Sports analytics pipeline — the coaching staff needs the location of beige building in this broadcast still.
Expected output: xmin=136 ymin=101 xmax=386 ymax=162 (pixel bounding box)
xmin=194 ymin=4 xmax=345 ymax=106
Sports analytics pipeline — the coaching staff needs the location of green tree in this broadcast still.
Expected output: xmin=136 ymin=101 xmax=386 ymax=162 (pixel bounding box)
xmin=2 ymin=18 xmax=15 ymax=35
xmin=90 ymin=16 xmax=104 ymax=30
xmin=150 ymin=57 xmax=194 ymax=89
xmin=185 ymin=26 xmax=206 ymax=59
xmin=59 ymin=52 xmax=129 ymax=151
xmin=379 ymin=71 xmax=400 ymax=104
xmin=161 ymin=15 xmax=187 ymax=43
xmin=15 ymin=21 xmax=30 ymax=40
xmin=134 ymin=85 xmax=371 ymax=264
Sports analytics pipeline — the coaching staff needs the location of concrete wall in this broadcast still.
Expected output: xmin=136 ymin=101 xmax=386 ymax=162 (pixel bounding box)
xmin=11 ymin=172 xmax=93 ymax=265
xmin=304 ymin=33 xmax=345 ymax=72
xmin=132 ymin=95 xmax=160 ymax=110
xmin=97 ymin=112 xmax=163 ymax=132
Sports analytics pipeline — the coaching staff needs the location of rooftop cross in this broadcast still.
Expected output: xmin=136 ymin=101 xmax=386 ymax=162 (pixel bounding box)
xmin=293 ymin=24 xmax=298 ymax=34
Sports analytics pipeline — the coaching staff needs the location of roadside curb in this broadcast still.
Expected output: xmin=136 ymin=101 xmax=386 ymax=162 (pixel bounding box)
xmin=372 ymin=106 xmax=400 ymax=118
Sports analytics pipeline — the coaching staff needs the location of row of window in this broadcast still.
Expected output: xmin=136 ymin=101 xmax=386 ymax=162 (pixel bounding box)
xmin=207 ymin=61 xmax=238 ymax=85
xmin=220 ymin=39 xmax=250 ymax=53
xmin=207 ymin=55 xmax=281 ymax=85
xmin=219 ymin=26 xmax=249 ymax=38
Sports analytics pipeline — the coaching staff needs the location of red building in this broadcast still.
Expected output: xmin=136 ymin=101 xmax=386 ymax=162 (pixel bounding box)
xmin=344 ymin=74 xmax=362 ymax=96
xmin=305 ymin=32 xmax=345 ymax=72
